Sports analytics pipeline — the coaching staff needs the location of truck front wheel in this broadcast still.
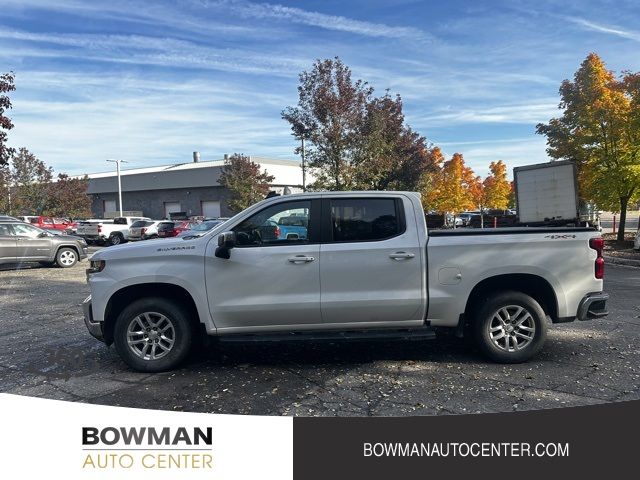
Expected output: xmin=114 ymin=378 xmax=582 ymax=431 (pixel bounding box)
xmin=113 ymin=298 xmax=193 ymax=372
xmin=473 ymin=291 xmax=548 ymax=363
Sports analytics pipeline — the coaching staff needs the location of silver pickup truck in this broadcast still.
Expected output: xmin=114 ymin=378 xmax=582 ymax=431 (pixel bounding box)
xmin=83 ymin=191 xmax=608 ymax=372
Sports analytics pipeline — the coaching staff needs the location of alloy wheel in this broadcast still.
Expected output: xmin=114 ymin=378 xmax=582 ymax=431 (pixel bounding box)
xmin=126 ymin=312 xmax=176 ymax=361
xmin=488 ymin=305 xmax=536 ymax=353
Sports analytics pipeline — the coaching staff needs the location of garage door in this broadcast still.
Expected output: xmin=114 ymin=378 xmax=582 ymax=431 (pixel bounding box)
xmin=164 ymin=202 xmax=181 ymax=218
xmin=103 ymin=200 xmax=117 ymax=216
xmin=201 ymin=201 xmax=221 ymax=218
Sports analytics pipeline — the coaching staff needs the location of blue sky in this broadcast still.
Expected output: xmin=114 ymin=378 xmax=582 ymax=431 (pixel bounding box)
xmin=1 ymin=0 xmax=639 ymax=177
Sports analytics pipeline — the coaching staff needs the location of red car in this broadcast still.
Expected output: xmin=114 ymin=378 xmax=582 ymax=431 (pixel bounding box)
xmin=157 ymin=220 xmax=191 ymax=238
xmin=29 ymin=216 xmax=76 ymax=232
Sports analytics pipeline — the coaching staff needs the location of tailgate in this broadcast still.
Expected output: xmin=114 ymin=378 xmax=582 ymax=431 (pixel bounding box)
xmin=77 ymin=225 xmax=99 ymax=236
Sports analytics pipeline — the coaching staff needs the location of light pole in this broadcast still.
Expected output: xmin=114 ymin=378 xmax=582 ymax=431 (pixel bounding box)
xmin=106 ymin=159 xmax=128 ymax=217
xmin=301 ymin=136 xmax=306 ymax=192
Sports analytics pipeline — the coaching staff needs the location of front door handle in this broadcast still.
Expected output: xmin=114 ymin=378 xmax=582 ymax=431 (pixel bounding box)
xmin=389 ymin=252 xmax=415 ymax=260
xmin=288 ymin=255 xmax=315 ymax=263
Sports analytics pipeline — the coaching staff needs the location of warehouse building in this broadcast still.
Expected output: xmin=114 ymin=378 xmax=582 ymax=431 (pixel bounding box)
xmin=83 ymin=153 xmax=304 ymax=219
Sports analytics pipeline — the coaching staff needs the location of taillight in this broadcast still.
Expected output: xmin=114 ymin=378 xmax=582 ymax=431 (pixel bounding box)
xmin=274 ymin=226 xmax=281 ymax=238
xmin=141 ymin=228 xmax=147 ymax=235
xmin=97 ymin=225 xmax=102 ymax=233
xmin=589 ymin=237 xmax=605 ymax=279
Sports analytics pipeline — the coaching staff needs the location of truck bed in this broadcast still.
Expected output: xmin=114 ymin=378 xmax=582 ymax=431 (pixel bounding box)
xmin=428 ymin=227 xmax=597 ymax=236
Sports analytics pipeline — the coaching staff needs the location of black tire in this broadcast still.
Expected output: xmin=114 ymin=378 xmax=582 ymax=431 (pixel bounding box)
xmin=109 ymin=233 xmax=123 ymax=245
xmin=472 ymin=291 xmax=548 ymax=363
xmin=55 ymin=247 xmax=78 ymax=268
xmin=113 ymin=297 xmax=193 ymax=372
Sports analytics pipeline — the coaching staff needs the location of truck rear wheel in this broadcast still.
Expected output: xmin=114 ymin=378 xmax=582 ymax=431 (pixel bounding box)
xmin=113 ymin=297 xmax=193 ymax=372
xmin=473 ymin=291 xmax=547 ymax=363
xmin=109 ymin=233 xmax=123 ymax=245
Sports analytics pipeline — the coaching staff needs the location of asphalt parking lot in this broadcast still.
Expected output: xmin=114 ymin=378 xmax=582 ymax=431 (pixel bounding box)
xmin=0 ymin=254 xmax=638 ymax=416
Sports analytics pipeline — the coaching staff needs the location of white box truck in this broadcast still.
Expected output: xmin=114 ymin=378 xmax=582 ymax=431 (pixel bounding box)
xmin=514 ymin=160 xmax=598 ymax=227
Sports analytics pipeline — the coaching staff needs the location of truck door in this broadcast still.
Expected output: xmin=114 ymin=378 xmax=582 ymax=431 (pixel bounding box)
xmin=206 ymin=198 xmax=322 ymax=330
xmin=320 ymin=196 xmax=424 ymax=325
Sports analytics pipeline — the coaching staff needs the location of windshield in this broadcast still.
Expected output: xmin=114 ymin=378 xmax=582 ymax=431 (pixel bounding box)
xmin=192 ymin=221 xmax=221 ymax=232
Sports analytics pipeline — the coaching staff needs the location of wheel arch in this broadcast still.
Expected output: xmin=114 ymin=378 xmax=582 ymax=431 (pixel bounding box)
xmin=464 ymin=273 xmax=559 ymax=324
xmin=103 ymin=283 xmax=201 ymax=345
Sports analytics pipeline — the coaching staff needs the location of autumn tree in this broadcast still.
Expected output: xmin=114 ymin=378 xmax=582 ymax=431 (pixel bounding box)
xmin=483 ymin=160 xmax=511 ymax=209
xmin=282 ymin=57 xmax=372 ymax=190
xmin=425 ymin=153 xmax=476 ymax=216
xmin=9 ymin=148 xmax=53 ymax=214
xmin=44 ymin=174 xmax=92 ymax=218
xmin=536 ymin=53 xmax=640 ymax=241
xmin=0 ymin=72 xmax=15 ymax=167
xmin=354 ymin=92 xmax=438 ymax=190
xmin=218 ymin=153 xmax=275 ymax=213
xmin=283 ymin=58 xmax=437 ymax=191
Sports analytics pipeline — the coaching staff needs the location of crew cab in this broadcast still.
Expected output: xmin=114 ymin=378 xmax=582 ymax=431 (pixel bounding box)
xmin=77 ymin=216 xmax=150 ymax=245
xmin=83 ymin=192 xmax=608 ymax=372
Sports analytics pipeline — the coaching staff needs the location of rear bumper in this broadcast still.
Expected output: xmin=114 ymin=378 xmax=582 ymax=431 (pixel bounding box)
xmin=577 ymin=292 xmax=609 ymax=320
xmin=83 ymin=295 xmax=105 ymax=342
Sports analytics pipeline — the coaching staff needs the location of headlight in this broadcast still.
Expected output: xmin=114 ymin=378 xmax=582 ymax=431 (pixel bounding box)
xmin=86 ymin=260 xmax=105 ymax=274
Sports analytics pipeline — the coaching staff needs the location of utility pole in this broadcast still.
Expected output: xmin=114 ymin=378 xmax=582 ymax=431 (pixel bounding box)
xmin=106 ymin=159 xmax=128 ymax=217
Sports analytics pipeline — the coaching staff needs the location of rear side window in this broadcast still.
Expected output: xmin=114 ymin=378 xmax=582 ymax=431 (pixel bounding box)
xmin=113 ymin=217 xmax=127 ymax=225
xmin=330 ymin=198 xmax=403 ymax=242
xmin=131 ymin=220 xmax=153 ymax=228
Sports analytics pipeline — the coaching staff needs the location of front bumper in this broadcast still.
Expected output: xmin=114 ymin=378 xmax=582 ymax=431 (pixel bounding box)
xmin=577 ymin=292 xmax=609 ymax=320
xmin=83 ymin=295 xmax=105 ymax=342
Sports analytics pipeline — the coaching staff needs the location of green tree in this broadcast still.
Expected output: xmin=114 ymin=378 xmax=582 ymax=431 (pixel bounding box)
xmin=218 ymin=153 xmax=275 ymax=213
xmin=536 ymin=53 xmax=640 ymax=241
xmin=0 ymin=72 xmax=15 ymax=167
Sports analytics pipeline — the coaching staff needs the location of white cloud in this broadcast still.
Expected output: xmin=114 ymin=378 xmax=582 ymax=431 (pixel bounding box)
xmin=565 ymin=16 xmax=640 ymax=42
xmin=201 ymin=0 xmax=430 ymax=40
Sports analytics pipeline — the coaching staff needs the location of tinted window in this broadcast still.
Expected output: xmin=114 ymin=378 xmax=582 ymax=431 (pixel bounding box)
xmin=131 ymin=220 xmax=153 ymax=228
xmin=113 ymin=217 xmax=127 ymax=225
xmin=157 ymin=222 xmax=176 ymax=231
xmin=0 ymin=224 xmax=12 ymax=236
xmin=330 ymin=198 xmax=401 ymax=242
xmin=233 ymin=201 xmax=312 ymax=247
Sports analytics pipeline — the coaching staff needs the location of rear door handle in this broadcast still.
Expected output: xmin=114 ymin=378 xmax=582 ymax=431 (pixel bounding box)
xmin=288 ymin=255 xmax=315 ymax=263
xmin=389 ymin=252 xmax=415 ymax=260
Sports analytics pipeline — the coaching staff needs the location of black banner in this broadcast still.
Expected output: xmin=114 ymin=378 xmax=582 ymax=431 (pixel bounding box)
xmin=294 ymin=400 xmax=637 ymax=479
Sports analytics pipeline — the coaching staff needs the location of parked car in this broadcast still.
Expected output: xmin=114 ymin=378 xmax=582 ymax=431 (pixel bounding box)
xmin=83 ymin=191 xmax=608 ymax=372
xmin=128 ymin=220 xmax=163 ymax=241
xmin=77 ymin=216 xmax=149 ymax=245
xmin=0 ymin=219 xmax=88 ymax=267
xmin=28 ymin=216 xmax=76 ymax=233
xmin=158 ymin=220 xmax=192 ymax=238
xmin=177 ymin=219 xmax=225 ymax=238
xmin=0 ymin=215 xmax=20 ymax=221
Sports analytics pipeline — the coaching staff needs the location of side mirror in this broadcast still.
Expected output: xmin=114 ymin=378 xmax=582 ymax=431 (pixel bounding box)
xmin=38 ymin=232 xmax=48 ymax=238
xmin=215 ymin=231 xmax=236 ymax=259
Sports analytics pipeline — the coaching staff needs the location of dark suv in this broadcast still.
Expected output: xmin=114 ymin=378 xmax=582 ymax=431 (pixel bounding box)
xmin=0 ymin=219 xmax=88 ymax=268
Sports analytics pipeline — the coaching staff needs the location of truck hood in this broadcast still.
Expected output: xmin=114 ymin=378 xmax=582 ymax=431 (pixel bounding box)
xmin=91 ymin=236 xmax=205 ymax=261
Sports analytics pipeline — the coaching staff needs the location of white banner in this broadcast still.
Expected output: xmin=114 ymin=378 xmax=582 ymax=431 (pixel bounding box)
xmin=0 ymin=393 xmax=292 ymax=479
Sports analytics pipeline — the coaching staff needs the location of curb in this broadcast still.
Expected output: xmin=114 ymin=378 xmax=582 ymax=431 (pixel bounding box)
xmin=603 ymin=254 xmax=640 ymax=267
